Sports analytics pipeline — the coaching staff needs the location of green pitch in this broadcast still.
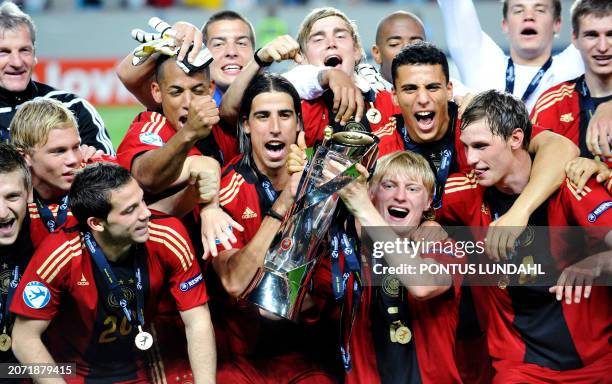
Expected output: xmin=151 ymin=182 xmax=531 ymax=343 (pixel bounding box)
xmin=97 ymin=105 xmax=145 ymax=149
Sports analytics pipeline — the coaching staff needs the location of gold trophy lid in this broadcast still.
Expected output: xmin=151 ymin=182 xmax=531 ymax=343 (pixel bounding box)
xmin=332 ymin=131 xmax=375 ymax=146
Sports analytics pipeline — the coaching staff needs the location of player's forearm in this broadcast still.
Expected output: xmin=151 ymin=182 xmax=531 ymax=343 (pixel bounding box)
xmin=12 ymin=326 xmax=65 ymax=383
xmin=519 ymin=132 xmax=579 ymax=215
xmin=131 ymin=130 xmax=198 ymax=194
xmin=217 ymin=196 xmax=291 ymax=297
xmin=184 ymin=306 xmax=216 ymax=384
xmin=219 ymin=59 xmax=261 ymax=126
xmin=117 ymin=53 xmax=160 ymax=111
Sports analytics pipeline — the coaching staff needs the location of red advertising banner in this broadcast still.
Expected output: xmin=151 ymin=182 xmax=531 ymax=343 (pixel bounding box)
xmin=33 ymin=59 xmax=139 ymax=106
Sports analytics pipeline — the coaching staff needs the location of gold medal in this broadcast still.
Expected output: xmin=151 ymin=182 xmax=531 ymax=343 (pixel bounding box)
xmin=134 ymin=325 xmax=153 ymax=351
xmin=498 ymin=275 xmax=510 ymax=290
xmin=366 ymin=107 xmax=382 ymax=124
xmin=0 ymin=333 xmax=12 ymax=352
xmin=395 ymin=326 xmax=412 ymax=344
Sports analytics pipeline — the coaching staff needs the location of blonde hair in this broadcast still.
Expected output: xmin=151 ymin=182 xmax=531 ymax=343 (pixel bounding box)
xmin=10 ymin=98 xmax=78 ymax=152
xmin=296 ymin=7 xmax=365 ymax=66
xmin=369 ymin=151 xmax=435 ymax=198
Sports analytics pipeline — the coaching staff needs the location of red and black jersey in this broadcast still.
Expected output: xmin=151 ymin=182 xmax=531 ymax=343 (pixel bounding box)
xmin=301 ymin=90 xmax=404 ymax=158
xmin=531 ymin=75 xmax=612 ymax=165
xmin=117 ymin=111 xmax=238 ymax=169
xmin=344 ymin=245 xmax=464 ymax=384
xmin=439 ymin=172 xmax=612 ymax=380
xmin=11 ymin=216 xmax=208 ymax=384
xmin=212 ymin=154 xmax=340 ymax=383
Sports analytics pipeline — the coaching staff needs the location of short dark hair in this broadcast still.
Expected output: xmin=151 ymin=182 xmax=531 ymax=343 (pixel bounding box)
xmin=0 ymin=142 xmax=30 ymax=190
xmin=238 ymin=73 xmax=302 ymax=167
xmin=391 ymin=41 xmax=449 ymax=86
xmin=154 ymin=54 xmax=210 ymax=87
xmin=202 ymin=10 xmax=255 ymax=47
xmin=571 ymin=0 xmax=612 ymax=34
xmin=502 ymin=0 xmax=561 ymax=21
xmin=69 ymin=163 xmax=133 ymax=228
xmin=460 ymin=90 xmax=531 ymax=149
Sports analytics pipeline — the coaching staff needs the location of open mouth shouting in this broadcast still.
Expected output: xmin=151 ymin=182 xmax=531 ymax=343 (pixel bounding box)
xmin=414 ymin=111 xmax=436 ymax=133
xmin=520 ymin=27 xmax=538 ymax=37
xmin=0 ymin=218 xmax=16 ymax=237
xmin=324 ymin=54 xmax=343 ymax=68
xmin=264 ymin=140 xmax=286 ymax=162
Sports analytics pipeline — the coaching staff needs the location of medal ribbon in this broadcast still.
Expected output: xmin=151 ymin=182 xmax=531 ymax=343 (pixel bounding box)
xmin=505 ymin=56 xmax=552 ymax=102
xmin=0 ymin=266 xmax=20 ymax=331
xmin=35 ymin=194 xmax=69 ymax=233
xmin=84 ymin=232 xmax=145 ymax=328
xmin=330 ymin=216 xmax=362 ymax=371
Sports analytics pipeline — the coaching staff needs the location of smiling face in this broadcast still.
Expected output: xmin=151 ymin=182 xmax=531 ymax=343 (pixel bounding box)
xmin=152 ymin=61 xmax=210 ymax=131
xmin=243 ymin=91 xmax=298 ymax=174
xmin=0 ymin=25 xmax=35 ymax=92
xmin=373 ymin=15 xmax=425 ymax=82
xmin=206 ymin=19 xmax=254 ymax=92
xmin=25 ymin=125 xmax=82 ymax=200
xmin=370 ymin=172 xmax=431 ymax=227
xmin=393 ymin=64 xmax=453 ymax=144
xmin=0 ymin=169 xmax=28 ymax=247
xmin=102 ymin=178 xmax=151 ymax=245
xmin=502 ymin=0 xmax=560 ymax=63
xmin=573 ymin=13 xmax=612 ymax=80
xmin=303 ymin=15 xmax=362 ymax=76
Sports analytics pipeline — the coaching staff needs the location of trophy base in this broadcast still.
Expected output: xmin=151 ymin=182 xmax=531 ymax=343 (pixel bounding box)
xmin=245 ymin=260 xmax=316 ymax=321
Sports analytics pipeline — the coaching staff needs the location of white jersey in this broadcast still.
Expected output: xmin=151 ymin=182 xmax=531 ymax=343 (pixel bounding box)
xmin=437 ymin=0 xmax=584 ymax=111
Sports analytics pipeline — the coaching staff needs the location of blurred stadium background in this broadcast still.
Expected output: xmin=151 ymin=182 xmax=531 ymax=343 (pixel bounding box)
xmin=23 ymin=0 xmax=576 ymax=148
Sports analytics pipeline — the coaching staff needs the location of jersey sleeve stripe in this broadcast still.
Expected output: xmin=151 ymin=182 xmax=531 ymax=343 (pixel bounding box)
xmin=531 ymin=88 xmax=575 ymax=123
xmin=46 ymin=249 xmax=81 ymax=283
xmin=37 ymin=237 xmax=82 ymax=281
xmin=220 ymin=178 xmax=245 ymax=207
xmin=148 ymin=222 xmax=194 ymax=262
xmin=444 ymin=183 xmax=479 ymax=194
xmin=148 ymin=235 xmax=190 ymax=271
xmin=219 ymin=173 xmax=240 ymax=196
xmin=533 ymin=83 xmax=576 ymax=110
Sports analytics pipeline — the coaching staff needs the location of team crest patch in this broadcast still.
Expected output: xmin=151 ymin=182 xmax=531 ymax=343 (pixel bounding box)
xmin=139 ymin=132 xmax=164 ymax=147
xmin=180 ymin=273 xmax=203 ymax=292
xmin=23 ymin=281 xmax=51 ymax=309
xmin=588 ymin=201 xmax=612 ymax=223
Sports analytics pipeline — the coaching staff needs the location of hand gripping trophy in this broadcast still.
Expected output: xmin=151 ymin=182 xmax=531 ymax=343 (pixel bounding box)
xmin=244 ymin=128 xmax=379 ymax=320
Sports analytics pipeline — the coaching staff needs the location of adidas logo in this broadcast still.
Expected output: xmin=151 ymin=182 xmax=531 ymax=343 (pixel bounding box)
xmin=560 ymin=113 xmax=574 ymax=123
xmin=242 ymin=207 xmax=257 ymax=219
xmin=77 ymin=273 xmax=89 ymax=286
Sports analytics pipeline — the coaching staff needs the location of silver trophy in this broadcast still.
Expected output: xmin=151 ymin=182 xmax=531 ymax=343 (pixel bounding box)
xmin=244 ymin=129 xmax=379 ymax=320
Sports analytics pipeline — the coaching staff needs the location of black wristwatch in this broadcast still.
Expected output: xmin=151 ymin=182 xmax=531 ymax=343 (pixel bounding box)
xmin=254 ymin=48 xmax=272 ymax=68
xmin=266 ymin=208 xmax=284 ymax=221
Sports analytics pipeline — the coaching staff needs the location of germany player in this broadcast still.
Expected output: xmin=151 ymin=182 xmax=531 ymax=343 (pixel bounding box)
xmin=440 ymin=89 xmax=612 ymax=382
xmin=9 ymin=99 xmax=106 ymax=248
xmin=531 ymin=0 xmax=612 ymax=191
xmin=212 ymin=73 xmax=338 ymax=383
xmin=0 ymin=143 xmax=32 ymax=362
xmin=11 ymin=163 xmax=216 ymax=383
xmin=286 ymin=148 xmax=465 ymax=383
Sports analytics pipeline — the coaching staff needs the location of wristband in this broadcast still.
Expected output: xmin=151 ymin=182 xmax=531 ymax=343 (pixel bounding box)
xmin=266 ymin=208 xmax=284 ymax=221
xmin=254 ymin=48 xmax=272 ymax=68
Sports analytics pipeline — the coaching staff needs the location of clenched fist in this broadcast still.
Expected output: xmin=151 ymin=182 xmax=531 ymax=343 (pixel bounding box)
xmin=189 ymin=168 xmax=220 ymax=204
xmin=183 ymin=95 xmax=219 ymax=140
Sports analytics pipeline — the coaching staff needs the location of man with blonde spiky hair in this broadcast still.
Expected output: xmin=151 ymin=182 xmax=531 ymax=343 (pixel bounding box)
xmin=10 ymin=98 xmax=89 ymax=247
